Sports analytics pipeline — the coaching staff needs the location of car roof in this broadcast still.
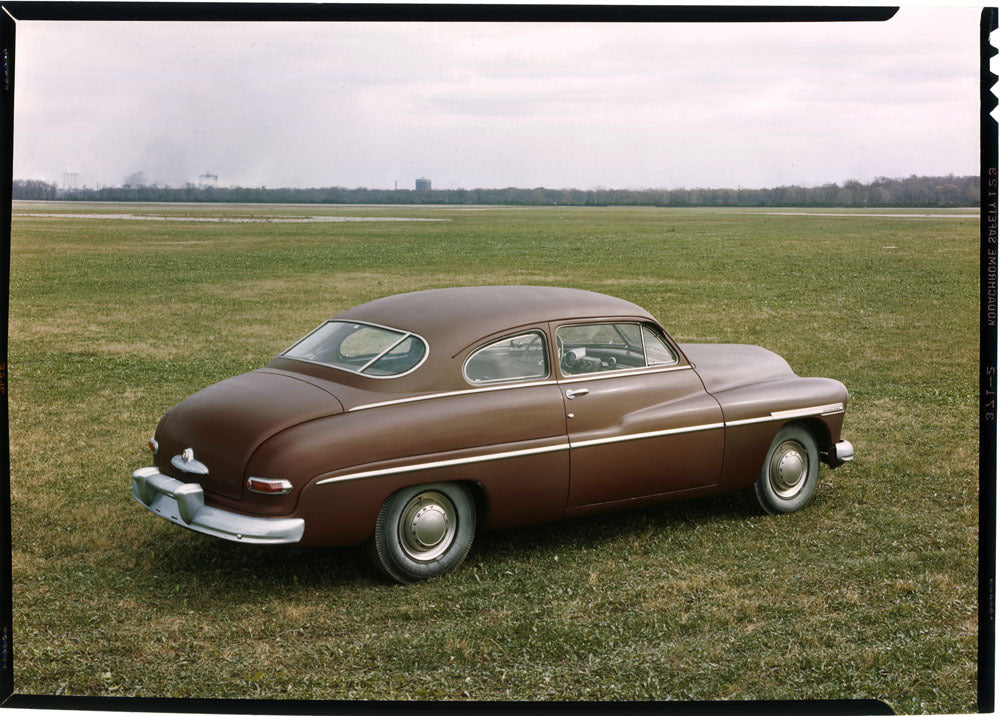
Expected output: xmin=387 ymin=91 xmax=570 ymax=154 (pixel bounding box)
xmin=334 ymin=285 xmax=655 ymax=355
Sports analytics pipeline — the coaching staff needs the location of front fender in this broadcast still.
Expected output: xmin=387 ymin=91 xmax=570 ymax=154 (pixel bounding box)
xmin=713 ymin=376 xmax=850 ymax=491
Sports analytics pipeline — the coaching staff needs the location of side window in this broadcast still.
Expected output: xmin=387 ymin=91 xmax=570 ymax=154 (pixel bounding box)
xmin=463 ymin=331 xmax=549 ymax=385
xmin=641 ymin=325 xmax=678 ymax=366
xmin=556 ymin=322 xmax=646 ymax=375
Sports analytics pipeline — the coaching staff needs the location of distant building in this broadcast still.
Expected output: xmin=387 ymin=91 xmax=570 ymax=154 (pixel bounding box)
xmin=415 ymin=177 xmax=431 ymax=191
xmin=198 ymin=172 xmax=218 ymax=189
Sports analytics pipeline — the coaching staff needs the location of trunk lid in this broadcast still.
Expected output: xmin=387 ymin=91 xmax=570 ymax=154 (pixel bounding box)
xmin=154 ymin=369 xmax=344 ymax=499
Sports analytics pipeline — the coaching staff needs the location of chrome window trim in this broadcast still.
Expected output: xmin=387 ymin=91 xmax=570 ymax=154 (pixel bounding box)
xmin=555 ymin=321 xmax=678 ymax=378
xmin=556 ymin=321 xmax=644 ymax=378
xmin=359 ymin=332 xmax=411 ymax=372
xmin=640 ymin=323 xmax=679 ymax=367
xmin=461 ymin=329 xmax=551 ymax=387
xmin=280 ymin=318 xmax=430 ymax=380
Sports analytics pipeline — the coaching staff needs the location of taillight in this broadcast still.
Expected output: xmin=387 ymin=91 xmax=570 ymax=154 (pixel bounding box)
xmin=147 ymin=438 xmax=159 ymax=455
xmin=246 ymin=477 xmax=293 ymax=495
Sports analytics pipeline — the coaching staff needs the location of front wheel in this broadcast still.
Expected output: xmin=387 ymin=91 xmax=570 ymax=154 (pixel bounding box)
xmin=752 ymin=425 xmax=819 ymax=515
xmin=366 ymin=482 xmax=476 ymax=583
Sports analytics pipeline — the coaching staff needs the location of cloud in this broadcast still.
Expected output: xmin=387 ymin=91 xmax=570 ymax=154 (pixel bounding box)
xmin=13 ymin=8 xmax=980 ymax=190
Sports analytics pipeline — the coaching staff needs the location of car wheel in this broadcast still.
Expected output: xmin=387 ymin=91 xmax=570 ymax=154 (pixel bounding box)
xmin=752 ymin=424 xmax=819 ymax=515
xmin=366 ymin=482 xmax=476 ymax=583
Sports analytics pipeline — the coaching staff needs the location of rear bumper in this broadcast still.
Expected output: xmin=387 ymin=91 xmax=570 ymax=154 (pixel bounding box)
xmin=131 ymin=467 xmax=305 ymax=544
xmin=821 ymin=439 xmax=855 ymax=468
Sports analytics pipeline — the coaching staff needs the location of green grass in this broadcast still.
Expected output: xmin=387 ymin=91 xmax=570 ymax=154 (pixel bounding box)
xmin=8 ymin=201 xmax=979 ymax=710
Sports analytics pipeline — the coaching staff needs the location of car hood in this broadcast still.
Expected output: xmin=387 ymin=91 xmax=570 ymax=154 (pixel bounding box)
xmin=155 ymin=369 xmax=344 ymax=499
xmin=681 ymin=343 xmax=795 ymax=395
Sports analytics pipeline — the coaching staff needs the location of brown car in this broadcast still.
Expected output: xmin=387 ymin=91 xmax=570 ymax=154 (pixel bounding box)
xmin=131 ymin=286 xmax=854 ymax=582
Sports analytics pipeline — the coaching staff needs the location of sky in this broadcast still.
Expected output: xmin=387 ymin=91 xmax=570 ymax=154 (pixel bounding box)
xmin=12 ymin=7 xmax=983 ymax=191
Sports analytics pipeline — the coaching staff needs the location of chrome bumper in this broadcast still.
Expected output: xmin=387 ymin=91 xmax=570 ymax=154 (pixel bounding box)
xmin=824 ymin=439 xmax=855 ymax=468
xmin=131 ymin=467 xmax=305 ymax=544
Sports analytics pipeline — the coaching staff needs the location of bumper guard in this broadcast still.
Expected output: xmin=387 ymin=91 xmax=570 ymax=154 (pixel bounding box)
xmin=131 ymin=467 xmax=304 ymax=544
xmin=821 ymin=439 xmax=855 ymax=468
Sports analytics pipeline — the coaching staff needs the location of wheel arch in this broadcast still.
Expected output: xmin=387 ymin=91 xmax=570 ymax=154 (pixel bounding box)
xmin=792 ymin=417 xmax=832 ymax=451
xmin=462 ymin=480 xmax=491 ymax=528
xmin=373 ymin=477 xmax=489 ymax=535
xmin=786 ymin=416 xmax=846 ymax=467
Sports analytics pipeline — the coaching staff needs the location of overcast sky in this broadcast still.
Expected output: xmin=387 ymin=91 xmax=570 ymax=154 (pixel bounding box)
xmin=12 ymin=7 xmax=982 ymax=191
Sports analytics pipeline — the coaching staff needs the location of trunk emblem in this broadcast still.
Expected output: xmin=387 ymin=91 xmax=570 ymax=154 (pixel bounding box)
xmin=171 ymin=448 xmax=210 ymax=476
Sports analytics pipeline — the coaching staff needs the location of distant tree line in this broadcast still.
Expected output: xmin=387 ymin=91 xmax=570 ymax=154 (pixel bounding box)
xmin=13 ymin=174 xmax=980 ymax=207
xmin=12 ymin=179 xmax=59 ymax=200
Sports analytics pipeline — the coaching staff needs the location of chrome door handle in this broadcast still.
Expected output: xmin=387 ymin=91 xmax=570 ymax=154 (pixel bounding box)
xmin=565 ymin=388 xmax=590 ymax=399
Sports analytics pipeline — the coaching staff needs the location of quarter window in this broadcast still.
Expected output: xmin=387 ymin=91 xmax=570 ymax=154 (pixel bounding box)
xmin=464 ymin=331 xmax=549 ymax=385
xmin=641 ymin=325 xmax=678 ymax=366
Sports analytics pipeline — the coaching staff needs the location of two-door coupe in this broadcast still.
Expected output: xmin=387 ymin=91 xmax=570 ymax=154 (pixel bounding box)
xmin=131 ymin=286 xmax=854 ymax=582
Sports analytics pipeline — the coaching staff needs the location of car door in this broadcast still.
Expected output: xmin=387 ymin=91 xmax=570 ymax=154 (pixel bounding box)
xmin=553 ymin=320 xmax=725 ymax=508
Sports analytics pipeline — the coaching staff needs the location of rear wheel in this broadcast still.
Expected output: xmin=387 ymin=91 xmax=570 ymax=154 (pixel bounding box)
xmin=753 ymin=425 xmax=819 ymax=514
xmin=366 ymin=482 xmax=476 ymax=583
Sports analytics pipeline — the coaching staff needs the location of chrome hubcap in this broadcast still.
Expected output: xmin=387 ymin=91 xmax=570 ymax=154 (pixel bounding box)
xmin=769 ymin=440 xmax=808 ymax=499
xmin=398 ymin=491 xmax=457 ymax=561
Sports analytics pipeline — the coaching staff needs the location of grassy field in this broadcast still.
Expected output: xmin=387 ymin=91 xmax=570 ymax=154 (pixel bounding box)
xmin=7 ymin=201 xmax=980 ymax=711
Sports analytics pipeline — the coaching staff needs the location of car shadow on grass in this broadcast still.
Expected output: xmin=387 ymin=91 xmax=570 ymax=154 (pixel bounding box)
xmin=129 ymin=530 xmax=382 ymax=597
xmin=130 ymin=490 xmax=760 ymax=595
xmin=472 ymin=490 xmax=759 ymax=561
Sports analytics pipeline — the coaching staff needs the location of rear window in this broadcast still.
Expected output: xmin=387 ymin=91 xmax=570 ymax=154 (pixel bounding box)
xmin=283 ymin=320 xmax=428 ymax=377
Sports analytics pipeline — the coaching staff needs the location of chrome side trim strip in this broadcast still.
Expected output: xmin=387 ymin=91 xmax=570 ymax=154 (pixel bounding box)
xmin=723 ymin=415 xmax=774 ymax=427
xmin=558 ymin=364 xmax=692 ymax=384
xmin=570 ymin=422 xmax=725 ymax=449
xmin=726 ymin=403 xmax=845 ymax=427
xmin=770 ymin=403 xmax=844 ymax=420
xmin=348 ymin=365 xmax=695 ymax=412
xmin=348 ymin=380 xmax=560 ymax=412
xmin=315 ymin=441 xmax=571 ymax=485
xmin=322 ymin=400 xmax=847 ymax=487
xmin=317 ymin=417 xmax=726 ymax=486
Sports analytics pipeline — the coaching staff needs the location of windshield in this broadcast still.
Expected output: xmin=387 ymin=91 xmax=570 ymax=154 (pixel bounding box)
xmin=282 ymin=320 xmax=428 ymax=377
